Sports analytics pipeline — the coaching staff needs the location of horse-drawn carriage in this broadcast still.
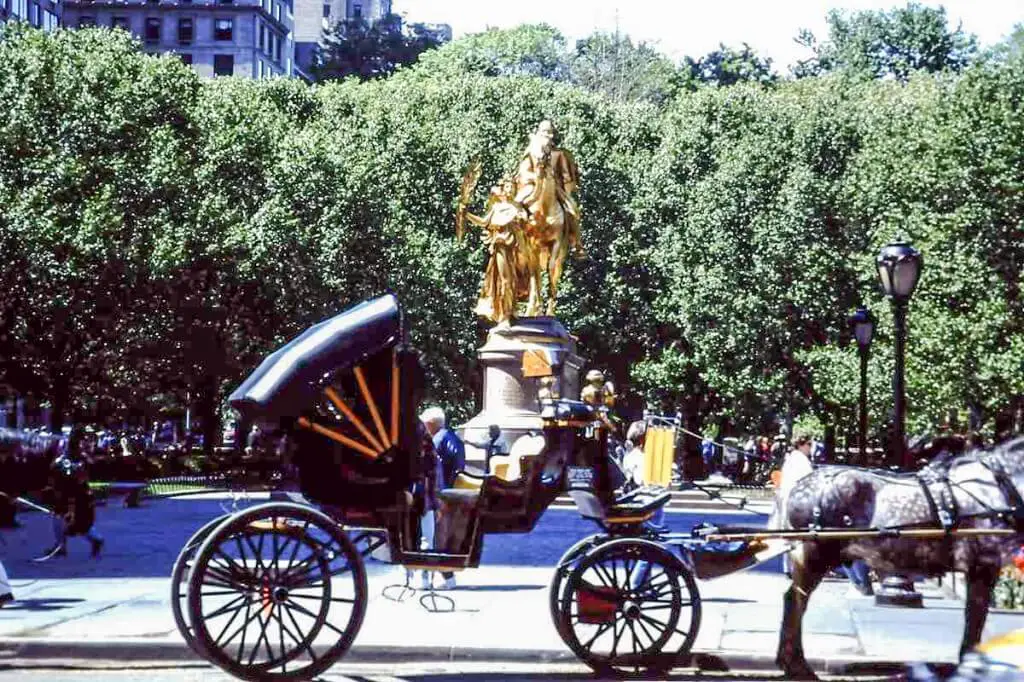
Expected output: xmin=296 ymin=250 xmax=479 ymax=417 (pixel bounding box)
xmin=171 ymin=294 xmax=1024 ymax=681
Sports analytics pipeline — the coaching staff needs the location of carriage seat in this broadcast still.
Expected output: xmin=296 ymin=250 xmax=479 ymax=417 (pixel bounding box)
xmin=487 ymin=433 xmax=546 ymax=482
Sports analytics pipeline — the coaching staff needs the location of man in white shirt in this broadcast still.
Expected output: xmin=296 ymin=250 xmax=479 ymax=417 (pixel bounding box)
xmin=779 ymin=434 xmax=814 ymax=508
xmin=777 ymin=434 xmax=814 ymax=576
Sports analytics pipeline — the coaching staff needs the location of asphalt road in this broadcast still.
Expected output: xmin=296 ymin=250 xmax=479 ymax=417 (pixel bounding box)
xmin=3 ymin=497 xmax=781 ymax=580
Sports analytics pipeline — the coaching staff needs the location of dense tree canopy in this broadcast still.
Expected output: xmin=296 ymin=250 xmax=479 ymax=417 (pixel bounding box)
xmin=793 ymin=2 xmax=978 ymax=80
xmin=316 ymin=15 xmax=445 ymax=81
xmin=0 ymin=17 xmax=1021 ymax=455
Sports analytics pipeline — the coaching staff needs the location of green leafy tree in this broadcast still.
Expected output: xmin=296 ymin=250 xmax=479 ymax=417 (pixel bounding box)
xmin=684 ymin=43 xmax=777 ymax=87
xmin=315 ymin=14 xmax=445 ymax=82
xmin=793 ymin=3 xmax=978 ymax=80
xmin=0 ymin=25 xmax=201 ymax=429
xmin=411 ymin=24 xmax=570 ymax=80
xmin=569 ymin=30 xmax=684 ymax=103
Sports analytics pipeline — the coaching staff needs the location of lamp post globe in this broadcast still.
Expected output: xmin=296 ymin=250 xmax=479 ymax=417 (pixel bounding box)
xmin=848 ymin=307 xmax=874 ymax=466
xmin=876 ymin=241 xmax=923 ymax=303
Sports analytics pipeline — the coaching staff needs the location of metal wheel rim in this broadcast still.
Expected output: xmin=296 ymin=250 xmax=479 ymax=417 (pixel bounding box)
xmin=171 ymin=514 xmax=231 ymax=657
xmin=548 ymin=534 xmax=606 ymax=644
xmin=559 ymin=538 xmax=696 ymax=677
xmin=187 ymin=503 xmax=367 ymax=681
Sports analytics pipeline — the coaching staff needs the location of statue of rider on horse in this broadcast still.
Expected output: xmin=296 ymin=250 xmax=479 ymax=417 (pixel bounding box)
xmin=457 ymin=120 xmax=583 ymax=323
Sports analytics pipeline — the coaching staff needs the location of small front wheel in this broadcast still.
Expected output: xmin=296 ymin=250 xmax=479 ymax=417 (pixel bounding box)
xmin=557 ymin=538 xmax=701 ymax=678
xmin=548 ymin=534 xmax=606 ymax=644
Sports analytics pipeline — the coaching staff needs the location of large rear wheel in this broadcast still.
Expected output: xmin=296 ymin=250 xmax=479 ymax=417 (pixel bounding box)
xmin=557 ymin=538 xmax=701 ymax=678
xmin=171 ymin=513 xmax=231 ymax=656
xmin=186 ymin=503 xmax=367 ymax=681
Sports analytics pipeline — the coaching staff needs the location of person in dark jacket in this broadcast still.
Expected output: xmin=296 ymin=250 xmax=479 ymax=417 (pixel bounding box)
xmin=419 ymin=407 xmax=465 ymax=590
xmin=37 ymin=427 xmax=103 ymax=560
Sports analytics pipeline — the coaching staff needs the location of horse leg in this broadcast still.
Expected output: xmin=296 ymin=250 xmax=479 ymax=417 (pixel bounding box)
xmin=545 ymin=232 xmax=568 ymax=317
xmin=776 ymin=542 xmax=835 ymax=680
xmin=961 ymin=564 xmax=999 ymax=658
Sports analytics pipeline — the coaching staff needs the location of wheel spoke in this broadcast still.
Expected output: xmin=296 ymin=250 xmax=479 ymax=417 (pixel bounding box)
xmin=288 ymin=593 xmax=354 ymax=604
xmin=220 ymin=599 xmax=262 ymax=651
xmin=581 ymin=621 xmax=613 ymax=650
xmin=609 ymin=617 xmax=624 ymax=658
xmin=213 ymin=595 xmax=249 ymax=647
xmin=634 ymin=614 xmax=657 ymax=648
xmin=283 ymin=603 xmax=319 ymax=663
xmin=203 ymin=593 xmax=249 ymax=621
xmin=287 ymin=598 xmax=350 ymax=639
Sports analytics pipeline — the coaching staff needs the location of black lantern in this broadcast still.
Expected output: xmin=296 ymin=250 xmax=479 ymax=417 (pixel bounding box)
xmin=848 ymin=307 xmax=874 ymax=466
xmin=876 ymin=241 xmax=923 ymax=303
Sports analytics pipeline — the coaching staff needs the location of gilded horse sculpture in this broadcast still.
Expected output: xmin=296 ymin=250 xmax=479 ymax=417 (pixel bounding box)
xmin=514 ymin=120 xmax=582 ymax=317
xmin=457 ymin=121 xmax=582 ymax=323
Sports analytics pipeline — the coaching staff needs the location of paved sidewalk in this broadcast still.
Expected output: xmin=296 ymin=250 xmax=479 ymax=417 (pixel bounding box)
xmin=1 ymin=564 xmax=1022 ymax=673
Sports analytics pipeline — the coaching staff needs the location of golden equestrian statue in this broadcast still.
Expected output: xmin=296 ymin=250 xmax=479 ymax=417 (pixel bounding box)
xmin=515 ymin=120 xmax=582 ymax=317
xmin=456 ymin=121 xmax=582 ymax=323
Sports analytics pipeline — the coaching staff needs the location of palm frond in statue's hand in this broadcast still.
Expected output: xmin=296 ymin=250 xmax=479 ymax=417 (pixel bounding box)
xmin=456 ymin=159 xmax=482 ymax=241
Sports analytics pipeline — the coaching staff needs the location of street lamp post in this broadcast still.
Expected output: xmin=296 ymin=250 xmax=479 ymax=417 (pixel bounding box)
xmin=848 ymin=307 xmax=874 ymax=466
xmin=874 ymin=239 xmax=924 ymax=608
xmin=875 ymin=240 xmax=924 ymax=470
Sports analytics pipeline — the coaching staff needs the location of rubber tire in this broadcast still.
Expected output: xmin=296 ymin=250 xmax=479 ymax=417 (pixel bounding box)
xmin=548 ymin=533 xmax=607 ymax=644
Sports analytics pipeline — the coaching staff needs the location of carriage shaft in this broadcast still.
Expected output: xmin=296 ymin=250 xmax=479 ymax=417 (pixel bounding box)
xmin=705 ymin=527 xmax=1017 ymax=542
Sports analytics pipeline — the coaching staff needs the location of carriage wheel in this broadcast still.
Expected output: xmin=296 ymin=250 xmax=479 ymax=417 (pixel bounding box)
xmin=187 ymin=503 xmax=367 ymax=681
xmin=171 ymin=514 xmax=231 ymax=657
xmin=548 ymin=534 xmax=607 ymax=644
xmin=557 ymin=538 xmax=701 ymax=678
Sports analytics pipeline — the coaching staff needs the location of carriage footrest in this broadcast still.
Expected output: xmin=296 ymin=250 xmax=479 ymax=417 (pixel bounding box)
xmin=401 ymin=550 xmax=472 ymax=571
xmin=604 ymin=489 xmax=671 ymax=523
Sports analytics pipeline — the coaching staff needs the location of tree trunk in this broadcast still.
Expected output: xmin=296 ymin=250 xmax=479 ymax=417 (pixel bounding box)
xmin=198 ymin=376 xmax=219 ymax=458
xmin=49 ymin=377 xmax=70 ymax=433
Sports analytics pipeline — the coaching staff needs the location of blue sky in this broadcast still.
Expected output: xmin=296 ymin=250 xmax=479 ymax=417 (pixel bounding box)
xmin=392 ymin=1 xmax=1024 ymax=71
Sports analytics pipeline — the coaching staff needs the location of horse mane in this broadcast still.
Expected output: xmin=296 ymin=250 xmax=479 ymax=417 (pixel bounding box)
xmin=922 ymin=434 xmax=1024 ymax=477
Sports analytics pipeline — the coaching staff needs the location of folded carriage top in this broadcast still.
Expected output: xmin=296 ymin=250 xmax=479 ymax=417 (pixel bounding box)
xmin=229 ymin=294 xmax=402 ymax=421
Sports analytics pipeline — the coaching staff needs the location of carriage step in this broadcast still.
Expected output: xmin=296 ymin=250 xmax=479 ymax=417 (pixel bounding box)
xmin=400 ymin=550 xmax=472 ymax=570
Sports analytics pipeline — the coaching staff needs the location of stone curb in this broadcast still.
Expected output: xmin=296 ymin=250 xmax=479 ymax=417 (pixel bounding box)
xmin=0 ymin=638 xmax=918 ymax=675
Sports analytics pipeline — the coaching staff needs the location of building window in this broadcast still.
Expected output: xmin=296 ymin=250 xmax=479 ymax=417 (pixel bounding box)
xmin=144 ymin=17 xmax=161 ymax=43
xmin=352 ymin=2 xmax=360 ymax=20
xmin=177 ymin=17 xmax=193 ymax=44
xmin=214 ymin=18 xmax=232 ymax=40
xmin=258 ymin=24 xmax=266 ymax=51
xmin=78 ymin=15 xmax=96 ymax=27
xmin=257 ymin=60 xmax=264 ymax=78
xmin=217 ymin=0 xmax=233 ymax=4
xmin=43 ymin=9 xmax=57 ymax=30
xmin=274 ymin=35 xmax=281 ymax=63
xmin=179 ymin=53 xmax=193 ymax=65
xmin=322 ymin=3 xmax=329 ymax=18
xmin=213 ymin=54 xmax=234 ymax=76
xmin=111 ymin=15 xmax=129 ymax=30
xmin=273 ymin=2 xmax=280 ymax=21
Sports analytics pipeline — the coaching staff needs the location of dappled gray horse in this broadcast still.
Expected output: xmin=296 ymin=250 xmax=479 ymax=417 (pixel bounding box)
xmin=772 ymin=436 xmax=1024 ymax=679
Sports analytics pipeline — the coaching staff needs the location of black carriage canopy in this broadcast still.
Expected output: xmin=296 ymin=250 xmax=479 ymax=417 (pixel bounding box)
xmin=229 ymin=294 xmax=403 ymax=421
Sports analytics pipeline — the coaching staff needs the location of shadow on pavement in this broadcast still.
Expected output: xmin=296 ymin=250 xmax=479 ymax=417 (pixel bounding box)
xmin=0 ymin=598 xmax=84 ymax=612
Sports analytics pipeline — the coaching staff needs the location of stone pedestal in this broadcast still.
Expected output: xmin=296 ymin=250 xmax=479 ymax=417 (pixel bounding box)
xmin=457 ymin=317 xmax=583 ymax=470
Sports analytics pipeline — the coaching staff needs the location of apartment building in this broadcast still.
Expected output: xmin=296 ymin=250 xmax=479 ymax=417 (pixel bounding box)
xmin=61 ymin=0 xmax=295 ymax=78
xmin=292 ymin=0 xmax=387 ymax=74
xmin=0 ymin=0 xmax=60 ymax=31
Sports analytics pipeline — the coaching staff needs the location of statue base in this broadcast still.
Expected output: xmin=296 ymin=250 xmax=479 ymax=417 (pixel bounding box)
xmin=457 ymin=317 xmax=583 ymax=471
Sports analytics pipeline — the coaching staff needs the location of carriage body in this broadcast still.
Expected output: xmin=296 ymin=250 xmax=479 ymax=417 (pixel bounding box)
xmin=227 ymin=294 xmax=623 ymax=568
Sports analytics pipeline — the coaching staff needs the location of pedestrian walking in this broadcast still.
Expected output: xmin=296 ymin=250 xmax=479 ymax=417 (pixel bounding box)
xmin=420 ymin=407 xmax=465 ymax=590
xmin=36 ymin=427 xmax=104 ymax=561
